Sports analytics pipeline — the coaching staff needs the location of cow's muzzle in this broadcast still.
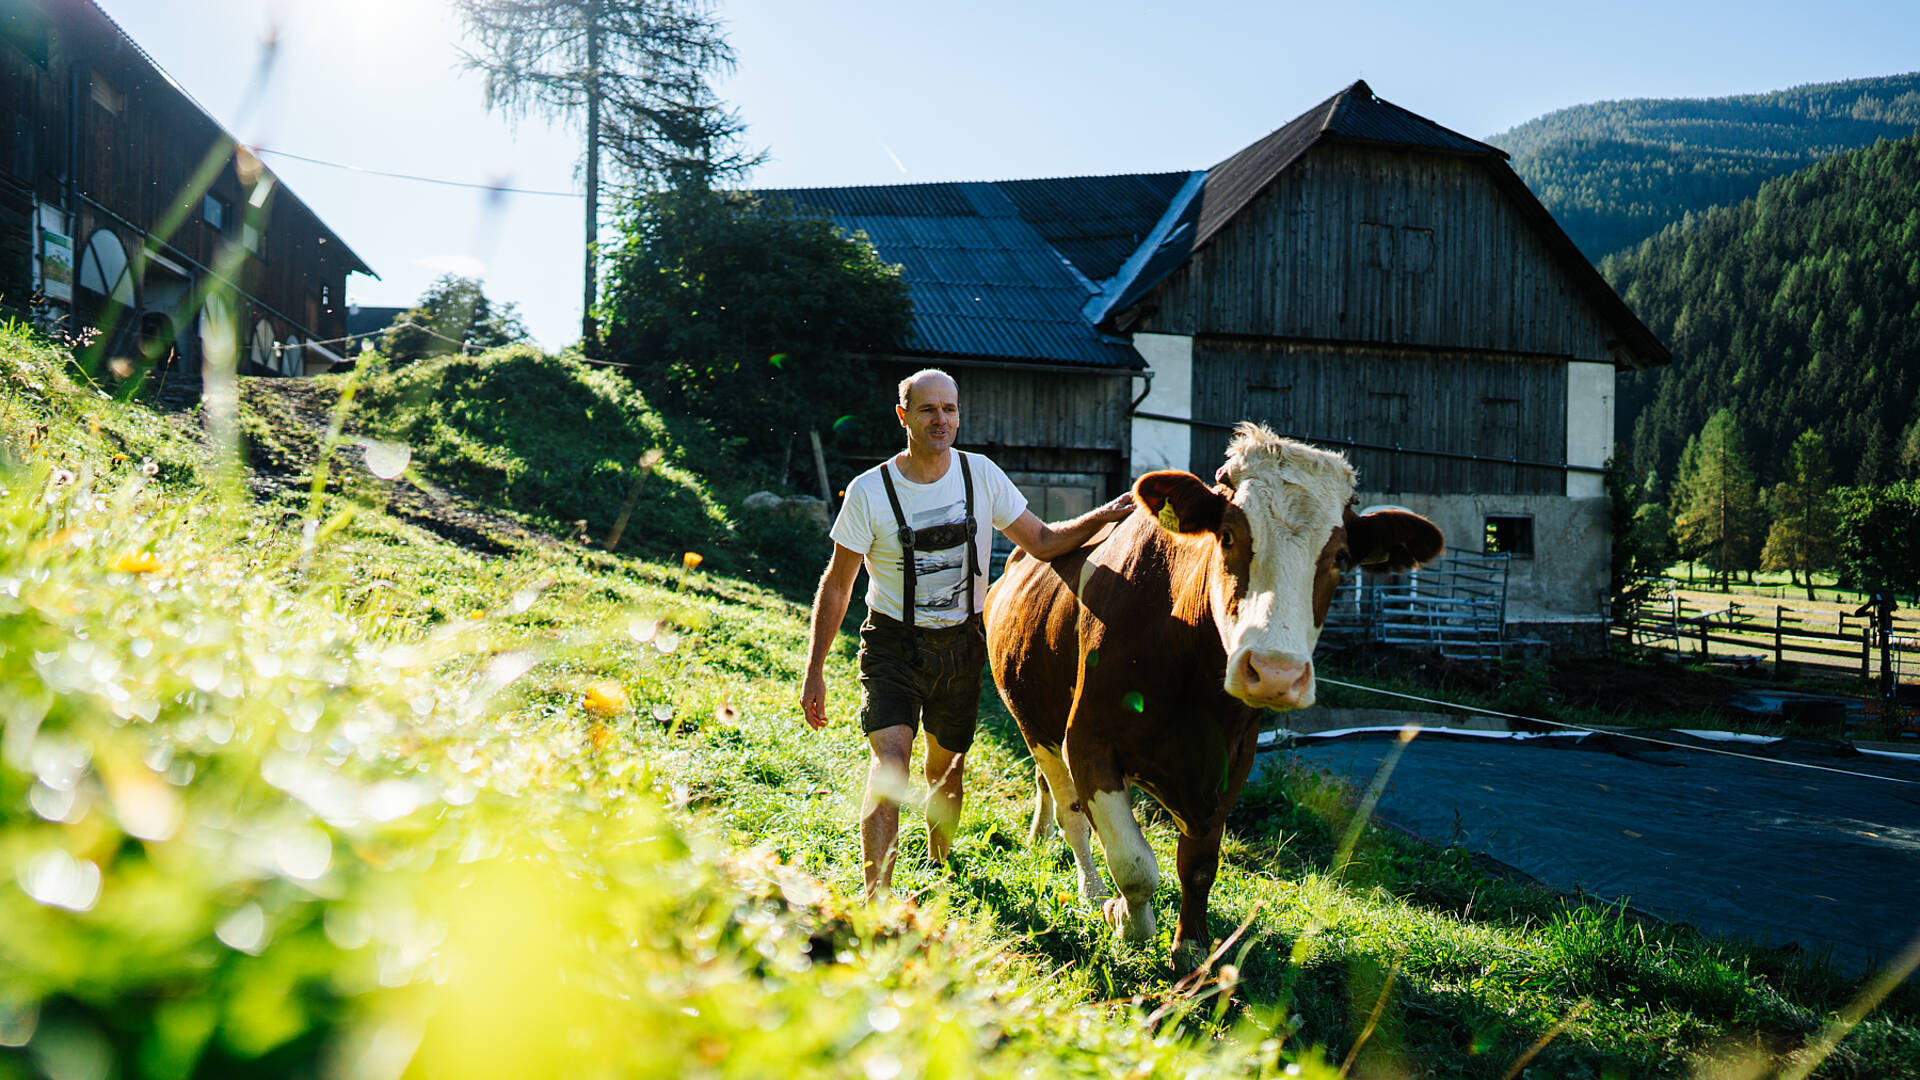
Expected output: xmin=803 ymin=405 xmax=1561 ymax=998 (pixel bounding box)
xmin=1229 ymin=651 xmax=1315 ymax=710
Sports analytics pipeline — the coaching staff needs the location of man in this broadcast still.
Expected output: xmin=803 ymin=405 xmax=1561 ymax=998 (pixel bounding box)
xmin=801 ymin=369 xmax=1133 ymax=901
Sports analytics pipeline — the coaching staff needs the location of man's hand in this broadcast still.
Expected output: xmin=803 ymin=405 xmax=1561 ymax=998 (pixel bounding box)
xmin=1093 ymin=491 xmax=1136 ymax=523
xmin=801 ymin=669 xmax=829 ymax=730
xmin=803 ymin=544 xmax=863 ymax=731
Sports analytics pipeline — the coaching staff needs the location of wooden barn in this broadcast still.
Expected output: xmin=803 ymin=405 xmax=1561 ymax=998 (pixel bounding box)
xmin=0 ymin=0 xmax=373 ymax=377
xmin=777 ymin=81 xmax=1668 ymax=655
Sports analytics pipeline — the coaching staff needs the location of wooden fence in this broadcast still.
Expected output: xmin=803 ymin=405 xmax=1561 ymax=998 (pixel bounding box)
xmin=1617 ymin=595 xmax=1920 ymax=686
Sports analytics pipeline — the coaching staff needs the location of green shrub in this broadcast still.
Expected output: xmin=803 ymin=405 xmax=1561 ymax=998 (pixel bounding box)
xmin=349 ymin=344 xmax=730 ymax=558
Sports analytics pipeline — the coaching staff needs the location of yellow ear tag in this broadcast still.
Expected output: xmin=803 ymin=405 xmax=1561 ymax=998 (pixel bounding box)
xmin=1360 ymin=552 xmax=1390 ymax=566
xmin=1156 ymin=502 xmax=1182 ymax=531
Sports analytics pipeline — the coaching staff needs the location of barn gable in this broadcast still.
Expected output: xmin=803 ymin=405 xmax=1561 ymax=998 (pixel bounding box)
xmin=1102 ymin=80 xmax=1668 ymax=370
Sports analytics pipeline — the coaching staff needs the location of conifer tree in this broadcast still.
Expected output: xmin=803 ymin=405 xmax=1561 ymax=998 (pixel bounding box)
xmin=452 ymin=0 xmax=758 ymax=345
xmin=1759 ymin=429 xmax=1837 ymax=599
xmin=1669 ymin=408 xmax=1763 ymax=588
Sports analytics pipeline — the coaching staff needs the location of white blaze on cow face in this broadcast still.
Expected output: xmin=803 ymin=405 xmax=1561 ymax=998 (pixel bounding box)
xmin=1212 ymin=426 xmax=1356 ymax=711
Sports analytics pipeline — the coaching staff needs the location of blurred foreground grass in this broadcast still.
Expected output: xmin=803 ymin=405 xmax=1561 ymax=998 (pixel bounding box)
xmin=2 ymin=321 xmax=1916 ymax=1079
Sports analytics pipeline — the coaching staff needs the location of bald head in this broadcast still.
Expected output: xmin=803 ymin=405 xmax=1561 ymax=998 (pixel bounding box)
xmin=897 ymin=368 xmax=957 ymax=409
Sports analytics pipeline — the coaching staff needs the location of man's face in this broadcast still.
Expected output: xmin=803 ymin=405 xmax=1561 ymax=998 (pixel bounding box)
xmin=897 ymin=376 xmax=959 ymax=453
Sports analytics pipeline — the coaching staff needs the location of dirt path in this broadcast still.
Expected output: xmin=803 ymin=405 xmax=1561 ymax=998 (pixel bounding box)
xmin=176 ymin=376 xmax=563 ymax=557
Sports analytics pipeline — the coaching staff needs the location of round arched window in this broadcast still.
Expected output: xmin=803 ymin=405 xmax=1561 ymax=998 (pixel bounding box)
xmin=76 ymin=229 xmax=135 ymax=307
xmin=249 ymin=318 xmax=276 ymax=373
xmin=281 ymin=334 xmax=304 ymax=375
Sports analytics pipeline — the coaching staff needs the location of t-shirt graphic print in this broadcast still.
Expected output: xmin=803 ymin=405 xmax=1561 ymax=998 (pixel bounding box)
xmin=907 ymin=502 xmax=971 ymax=617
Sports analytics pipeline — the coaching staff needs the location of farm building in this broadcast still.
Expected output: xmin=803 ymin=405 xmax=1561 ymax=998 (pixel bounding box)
xmin=775 ymin=80 xmax=1669 ymax=655
xmin=0 ymin=0 xmax=373 ymax=376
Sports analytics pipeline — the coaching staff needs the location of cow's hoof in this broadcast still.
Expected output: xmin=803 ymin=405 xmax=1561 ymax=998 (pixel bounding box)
xmin=1170 ymin=939 xmax=1208 ymax=979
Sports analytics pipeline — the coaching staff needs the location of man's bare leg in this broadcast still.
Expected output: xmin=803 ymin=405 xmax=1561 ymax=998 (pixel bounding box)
xmin=861 ymin=725 xmax=916 ymax=901
xmin=924 ymin=732 xmax=965 ymax=863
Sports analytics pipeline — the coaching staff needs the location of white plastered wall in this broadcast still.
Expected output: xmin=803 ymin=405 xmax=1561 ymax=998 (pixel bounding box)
xmin=1130 ymin=332 xmax=1192 ymax=475
xmin=1565 ymin=361 xmax=1614 ymax=498
xmin=1356 ymin=491 xmax=1610 ymax=628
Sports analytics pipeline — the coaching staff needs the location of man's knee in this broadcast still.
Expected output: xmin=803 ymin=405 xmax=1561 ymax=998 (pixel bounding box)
xmin=868 ymin=724 xmax=915 ymax=772
xmin=924 ymin=731 xmax=966 ymax=790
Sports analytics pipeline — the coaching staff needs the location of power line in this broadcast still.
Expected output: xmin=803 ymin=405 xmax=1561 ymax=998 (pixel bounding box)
xmin=250 ymin=146 xmax=583 ymax=199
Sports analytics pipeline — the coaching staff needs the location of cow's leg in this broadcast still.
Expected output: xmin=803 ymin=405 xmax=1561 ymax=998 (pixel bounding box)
xmin=1030 ymin=744 xmax=1105 ymax=903
xmin=1028 ymin=761 xmax=1054 ymax=844
xmin=1171 ymin=822 xmax=1225 ymax=976
xmin=1082 ymin=787 xmax=1158 ymax=944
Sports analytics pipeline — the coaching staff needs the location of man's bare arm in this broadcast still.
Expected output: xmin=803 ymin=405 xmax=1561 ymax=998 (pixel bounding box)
xmin=1000 ymin=492 xmax=1136 ymax=562
xmin=801 ymin=543 xmax=865 ymax=729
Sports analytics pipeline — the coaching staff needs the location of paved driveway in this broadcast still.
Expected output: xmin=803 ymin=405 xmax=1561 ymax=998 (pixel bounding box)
xmin=1264 ymin=727 xmax=1920 ymax=974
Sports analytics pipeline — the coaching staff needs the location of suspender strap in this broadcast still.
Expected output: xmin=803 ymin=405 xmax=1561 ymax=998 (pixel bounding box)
xmin=959 ymin=451 xmax=978 ymax=622
xmin=878 ymin=461 xmax=915 ymax=638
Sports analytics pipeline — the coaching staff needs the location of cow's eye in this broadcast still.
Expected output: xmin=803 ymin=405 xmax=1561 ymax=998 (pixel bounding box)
xmin=1335 ymin=550 xmax=1353 ymax=572
xmin=1219 ymin=531 xmax=1234 ymax=550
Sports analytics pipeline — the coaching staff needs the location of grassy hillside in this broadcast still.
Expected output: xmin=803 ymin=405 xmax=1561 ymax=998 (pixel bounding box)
xmin=2 ymin=321 xmax=1917 ymax=1078
xmin=1601 ymin=134 xmax=1920 ymax=488
xmin=1489 ymin=72 xmax=1920 ymax=261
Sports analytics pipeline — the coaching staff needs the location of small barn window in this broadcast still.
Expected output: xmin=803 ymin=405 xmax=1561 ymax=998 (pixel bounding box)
xmin=1247 ymin=382 xmax=1291 ymax=427
xmin=1358 ymin=222 xmax=1393 ymax=269
xmin=1399 ymin=227 xmax=1435 ymax=273
xmin=242 ymin=221 xmax=267 ymax=260
xmin=1366 ymin=391 xmax=1409 ymax=427
xmin=89 ymin=73 xmax=124 ymax=115
xmin=1484 ymin=516 xmax=1533 ymax=557
xmin=203 ymin=193 xmax=228 ymax=232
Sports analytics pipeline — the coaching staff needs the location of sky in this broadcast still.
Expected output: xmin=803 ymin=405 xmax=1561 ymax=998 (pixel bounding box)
xmin=102 ymin=0 xmax=1920 ymax=351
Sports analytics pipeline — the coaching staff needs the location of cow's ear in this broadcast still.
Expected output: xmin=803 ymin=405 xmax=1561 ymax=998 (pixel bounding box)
xmin=1346 ymin=508 xmax=1444 ymax=572
xmin=1133 ymin=471 xmax=1228 ymax=534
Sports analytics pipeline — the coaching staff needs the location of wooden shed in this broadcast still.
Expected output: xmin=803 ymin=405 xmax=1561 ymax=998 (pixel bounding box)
xmin=0 ymin=0 xmax=373 ymax=378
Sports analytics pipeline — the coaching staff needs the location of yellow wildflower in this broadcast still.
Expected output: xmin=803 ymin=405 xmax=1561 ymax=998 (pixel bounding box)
xmin=582 ymin=682 xmax=629 ymax=718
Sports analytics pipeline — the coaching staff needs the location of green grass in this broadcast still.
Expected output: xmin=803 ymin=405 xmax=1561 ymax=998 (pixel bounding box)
xmin=2 ymin=319 xmax=1917 ymax=1078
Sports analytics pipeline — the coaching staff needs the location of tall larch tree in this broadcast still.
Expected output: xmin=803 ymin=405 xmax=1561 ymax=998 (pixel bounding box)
xmin=452 ymin=0 xmax=758 ymax=345
xmin=1669 ymin=408 xmax=1763 ymax=588
xmin=1758 ymin=429 xmax=1837 ymax=599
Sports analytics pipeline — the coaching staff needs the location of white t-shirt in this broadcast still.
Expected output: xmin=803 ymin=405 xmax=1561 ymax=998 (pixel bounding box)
xmin=830 ymin=451 xmax=1028 ymax=626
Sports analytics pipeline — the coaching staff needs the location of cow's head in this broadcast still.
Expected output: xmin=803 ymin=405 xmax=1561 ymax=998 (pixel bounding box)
xmin=1132 ymin=424 xmax=1443 ymax=711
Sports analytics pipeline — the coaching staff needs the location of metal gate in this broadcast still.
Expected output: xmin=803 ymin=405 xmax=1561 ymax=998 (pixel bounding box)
xmin=1323 ymin=547 xmax=1511 ymax=660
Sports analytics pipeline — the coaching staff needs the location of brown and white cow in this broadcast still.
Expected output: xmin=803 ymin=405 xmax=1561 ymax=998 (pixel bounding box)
xmin=985 ymin=423 xmax=1442 ymax=970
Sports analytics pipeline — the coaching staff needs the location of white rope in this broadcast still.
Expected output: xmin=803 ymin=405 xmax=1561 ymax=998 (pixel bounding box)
xmin=1313 ymin=677 xmax=1920 ymax=788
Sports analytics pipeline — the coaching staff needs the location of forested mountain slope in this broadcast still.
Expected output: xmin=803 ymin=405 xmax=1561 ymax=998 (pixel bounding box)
xmin=1601 ymin=134 xmax=1920 ymax=490
xmin=1488 ymin=73 xmax=1920 ymax=260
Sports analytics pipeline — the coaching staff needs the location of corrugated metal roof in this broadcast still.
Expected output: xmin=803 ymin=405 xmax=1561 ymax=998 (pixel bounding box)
xmin=768 ymin=175 xmax=1168 ymax=368
xmin=995 ymin=172 xmax=1191 ymax=282
xmin=822 ymin=210 xmax=1140 ymax=368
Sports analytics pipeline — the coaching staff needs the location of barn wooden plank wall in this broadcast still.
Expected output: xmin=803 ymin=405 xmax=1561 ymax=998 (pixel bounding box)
xmin=1141 ymin=145 xmax=1619 ymax=362
xmin=1187 ymin=337 xmax=1567 ymax=495
xmin=1 ymin=6 xmax=357 ymax=344
xmin=875 ymin=360 xmax=1133 ymax=493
